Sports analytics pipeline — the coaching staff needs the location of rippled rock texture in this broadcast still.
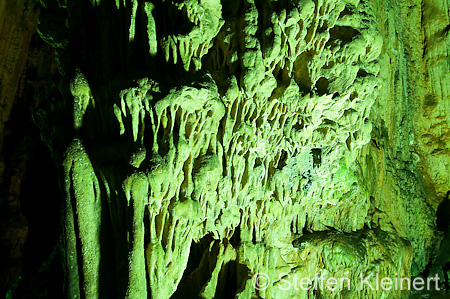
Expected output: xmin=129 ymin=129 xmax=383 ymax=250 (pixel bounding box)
xmin=2 ymin=0 xmax=450 ymax=298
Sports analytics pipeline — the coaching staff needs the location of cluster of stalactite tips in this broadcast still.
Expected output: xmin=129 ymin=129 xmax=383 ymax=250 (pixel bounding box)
xmin=4 ymin=0 xmax=448 ymax=298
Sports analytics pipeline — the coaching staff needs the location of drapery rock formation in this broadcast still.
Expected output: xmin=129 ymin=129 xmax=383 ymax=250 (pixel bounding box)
xmin=2 ymin=0 xmax=450 ymax=298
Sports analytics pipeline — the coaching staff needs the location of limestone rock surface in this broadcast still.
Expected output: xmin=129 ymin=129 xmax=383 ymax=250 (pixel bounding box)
xmin=6 ymin=0 xmax=450 ymax=298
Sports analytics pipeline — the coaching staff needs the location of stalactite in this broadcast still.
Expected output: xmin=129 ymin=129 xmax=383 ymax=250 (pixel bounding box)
xmin=3 ymin=0 xmax=450 ymax=298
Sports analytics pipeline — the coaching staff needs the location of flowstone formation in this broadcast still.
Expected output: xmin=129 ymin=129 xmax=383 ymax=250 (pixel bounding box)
xmin=34 ymin=0 xmax=439 ymax=298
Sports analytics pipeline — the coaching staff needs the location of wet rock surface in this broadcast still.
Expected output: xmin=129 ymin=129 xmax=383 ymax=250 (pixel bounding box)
xmin=1 ymin=0 xmax=450 ymax=298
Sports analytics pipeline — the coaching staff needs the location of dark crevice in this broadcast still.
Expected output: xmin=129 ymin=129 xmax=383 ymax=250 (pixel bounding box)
xmin=230 ymin=225 xmax=241 ymax=247
xmin=214 ymin=260 xmax=249 ymax=299
xmin=350 ymin=91 xmax=358 ymax=101
xmin=171 ymin=234 xmax=215 ymax=298
xmin=311 ymin=148 xmax=322 ymax=167
xmin=221 ymin=0 xmax=244 ymax=20
xmin=436 ymin=192 xmax=450 ymax=231
xmin=357 ymin=69 xmax=369 ymax=78
xmin=329 ymin=26 xmax=359 ymax=44
xmin=251 ymin=226 xmax=257 ymax=244
xmin=315 ymin=77 xmax=329 ymax=96
xmin=418 ymin=261 xmax=431 ymax=280
xmin=292 ymin=121 xmax=304 ymax=131
xmin=338 ymin=5 xmax=353 ymax=18
xmin=277 ymin=150 xmax=287 ymax=170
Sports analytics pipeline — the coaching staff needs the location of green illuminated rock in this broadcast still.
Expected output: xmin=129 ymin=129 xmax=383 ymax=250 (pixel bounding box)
xmin=34 ymin=0 xmax=445 ymax=298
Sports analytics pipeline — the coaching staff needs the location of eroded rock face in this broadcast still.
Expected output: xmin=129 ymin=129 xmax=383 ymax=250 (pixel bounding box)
xmin=33 ymin=0 xmax=445 ymax=298
xmin=0 ymin=0 xmax=53 ymax=294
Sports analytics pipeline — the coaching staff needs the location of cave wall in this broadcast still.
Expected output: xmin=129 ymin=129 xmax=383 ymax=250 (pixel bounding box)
xmin=0 ymin=0 xmax=61 ymax=296
xmin=367 ymin=0 xmax=450 ymax=277
xmin=1 ymin=0 xmax=450 ymax=298
xmin=0 ymin=0 xmax=39 ymax=293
